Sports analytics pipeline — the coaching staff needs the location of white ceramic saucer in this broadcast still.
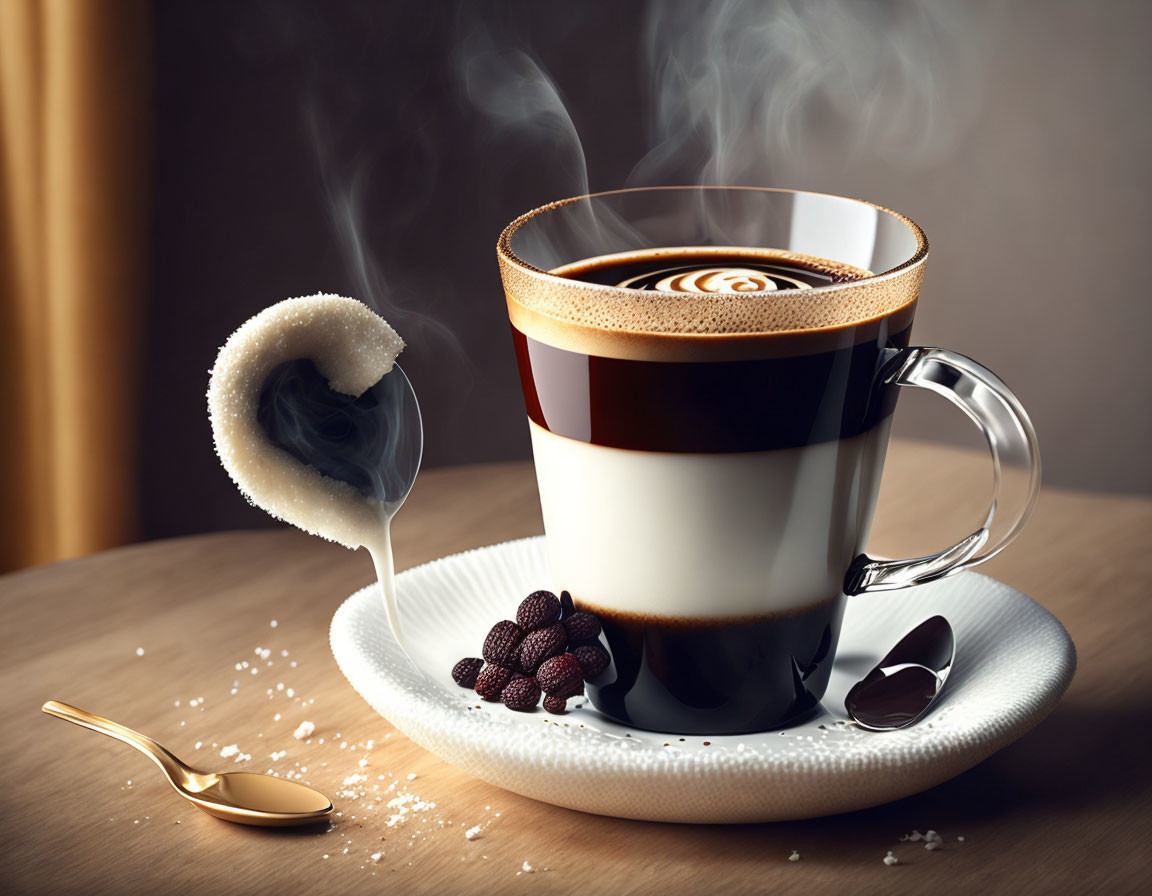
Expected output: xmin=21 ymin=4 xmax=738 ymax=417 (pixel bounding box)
xmin=330 ymin=537 xmax=1075 ymax=823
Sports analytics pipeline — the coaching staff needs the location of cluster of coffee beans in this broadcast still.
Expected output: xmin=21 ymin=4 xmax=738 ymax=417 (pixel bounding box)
xmin=451 ymin=590 xmax=610 ymax=714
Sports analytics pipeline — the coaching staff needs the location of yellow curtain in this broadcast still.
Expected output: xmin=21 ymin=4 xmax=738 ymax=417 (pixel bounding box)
xmin=0 ymin=0 xmax=149 ymax=571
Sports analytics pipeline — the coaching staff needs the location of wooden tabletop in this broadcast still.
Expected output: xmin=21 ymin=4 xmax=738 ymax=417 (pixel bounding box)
xmin=2 ymin=440 xmax=1150 ymax=896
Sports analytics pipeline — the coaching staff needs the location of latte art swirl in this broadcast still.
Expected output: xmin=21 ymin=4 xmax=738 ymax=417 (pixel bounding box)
xmin=617 ymin=264 xmax=817 ymax=293
xmin=551 ymin=248 xmax=874 ymax=317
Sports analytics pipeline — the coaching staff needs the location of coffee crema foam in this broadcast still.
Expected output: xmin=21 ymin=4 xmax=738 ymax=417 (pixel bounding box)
xmin=497 ymin=245 xmax=922 ymax=362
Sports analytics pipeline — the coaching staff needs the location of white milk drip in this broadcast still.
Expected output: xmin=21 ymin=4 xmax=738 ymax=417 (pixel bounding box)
xmin=364 ymin=520 xmax=401 ymax=648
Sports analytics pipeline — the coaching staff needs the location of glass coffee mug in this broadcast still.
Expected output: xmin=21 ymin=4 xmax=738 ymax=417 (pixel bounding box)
xmin=497 ymin=187 xmax=1040 ymax=735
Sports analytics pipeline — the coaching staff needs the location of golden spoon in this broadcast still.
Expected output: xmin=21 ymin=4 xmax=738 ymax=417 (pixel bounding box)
xmin=42 ymin=700 xmax=333 ymax=827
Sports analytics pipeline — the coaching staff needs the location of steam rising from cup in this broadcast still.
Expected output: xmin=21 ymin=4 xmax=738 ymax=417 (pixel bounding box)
xmin=457 ymin=27 xmax=589 ymax=198
xmin=207 ymin=294 xmax=422 ymax=647
xmin=634 ymin=0 xmax=986 ymax=185
xmin=458 ymin=0 xmax=987 ymax=196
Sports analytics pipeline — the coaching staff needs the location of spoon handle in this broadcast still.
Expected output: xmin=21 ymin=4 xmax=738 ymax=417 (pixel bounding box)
xmin=42 ymin=701 xmax=198 ymax=787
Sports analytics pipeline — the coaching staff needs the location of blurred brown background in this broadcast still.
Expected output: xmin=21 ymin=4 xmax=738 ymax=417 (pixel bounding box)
xmin=2 ymin=0 xmax=1150 ymax=572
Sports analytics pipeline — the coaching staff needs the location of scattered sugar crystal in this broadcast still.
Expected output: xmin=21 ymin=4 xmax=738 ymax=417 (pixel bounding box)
xmin=173 ymin=701 xmax=180 ymax=708
xmin=371 ymin=852 xmax=383 ymax=863
xmin=194 ymin=741 xmax=202 ymax=750
xmin=135 ymin=647 xmax=144 ymax=657
xmin=220 ymin=744 xmax=239 ymax=758
xmin=358 ymin=758 xmax=368 ymax=768
xmin=788 ymin=850 xmax=800 ymax=862
xmin=957 ymin=836 xmax=966 ymax=842
xmin=926 ymin=841 xmax=940 ymax=851
xmin=883 ymin=852 xmax=898 ymax=866
xmin=294 ymin=721 xmax=315 ymax=740
xmin=343 ymin=773 xmax=367 ymax=787
xmin=287 ymin=688 xmax=295 ymax=698
xmin=465 ymin=825 xmax=481 ymax=840
xmin=274 ymin=713 xmax=281 ymax=721
xmin=522 ymin=861 xmax=534 ymax=873
xmin=270 ymin=620 xmax=278 ymax=628
xmin=406 ymin=773 xmax=416 ymax=781
xmin=277 ymin=683 xmax=284 ymax=691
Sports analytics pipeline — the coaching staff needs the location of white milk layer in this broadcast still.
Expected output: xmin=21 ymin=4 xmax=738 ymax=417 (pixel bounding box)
xmin=529 ymin=420 xmax=891 ymax=619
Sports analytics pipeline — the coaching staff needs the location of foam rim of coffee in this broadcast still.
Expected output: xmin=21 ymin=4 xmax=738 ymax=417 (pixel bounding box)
xmin=497 ymin=188 xmax=928 ymax=363
xmin=207 ymin=294 xmax=404 ymax=550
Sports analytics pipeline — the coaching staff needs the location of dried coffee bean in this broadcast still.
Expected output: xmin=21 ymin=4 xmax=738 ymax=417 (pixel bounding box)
xmin=452 ymin=657 xmax=483 ymax=688
xmin=572 ymin=643 xmax=610 ymax=680
xmin=557 ymin=677 xmax=585 ymax=698
xmin=536 ymin=653 xmax=584 ymax=697
xmin=564 ymin=611 xmax=601 ymax=642
xmin=518 ymin=623 xmax=568 ymax=674
xmin=501 ymin=676 xmax=542 ymax=711
xmin=559 ymin=590 xmax=575 ymax=620
xmin=482 ymin=620 xmax=525 ymax=666
xmin=474 ymin=663 xmax=514 ymax=701
xmin=543 ymin=694 xmax=568 ymax=714
xmin=516 ymin=591 xmax=561 ymax=632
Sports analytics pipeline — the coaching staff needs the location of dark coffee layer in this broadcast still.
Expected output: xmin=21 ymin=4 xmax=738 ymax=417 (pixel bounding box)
xmin=578 ymin=597 xmax=844 ymax=735
xmin=513 ymin=322 xmax=909 ymax=452
xmin=514 ymin=248 xmax=909 ymax=452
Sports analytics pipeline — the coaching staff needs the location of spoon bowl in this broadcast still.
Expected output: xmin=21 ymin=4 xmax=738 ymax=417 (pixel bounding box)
xmin=42 ymin=701 xmax=332 ymax=827
xmin=844 ymin=615 xmax=956 ymax=731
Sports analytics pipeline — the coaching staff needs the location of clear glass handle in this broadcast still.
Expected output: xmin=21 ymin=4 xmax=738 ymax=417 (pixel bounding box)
xmin=844 ymin=347 xmax=1041 ymax=595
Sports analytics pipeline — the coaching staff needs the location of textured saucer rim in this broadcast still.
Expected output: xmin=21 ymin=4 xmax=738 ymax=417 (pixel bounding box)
xmin=330 ymin=536 xmax=1076 ymax=823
